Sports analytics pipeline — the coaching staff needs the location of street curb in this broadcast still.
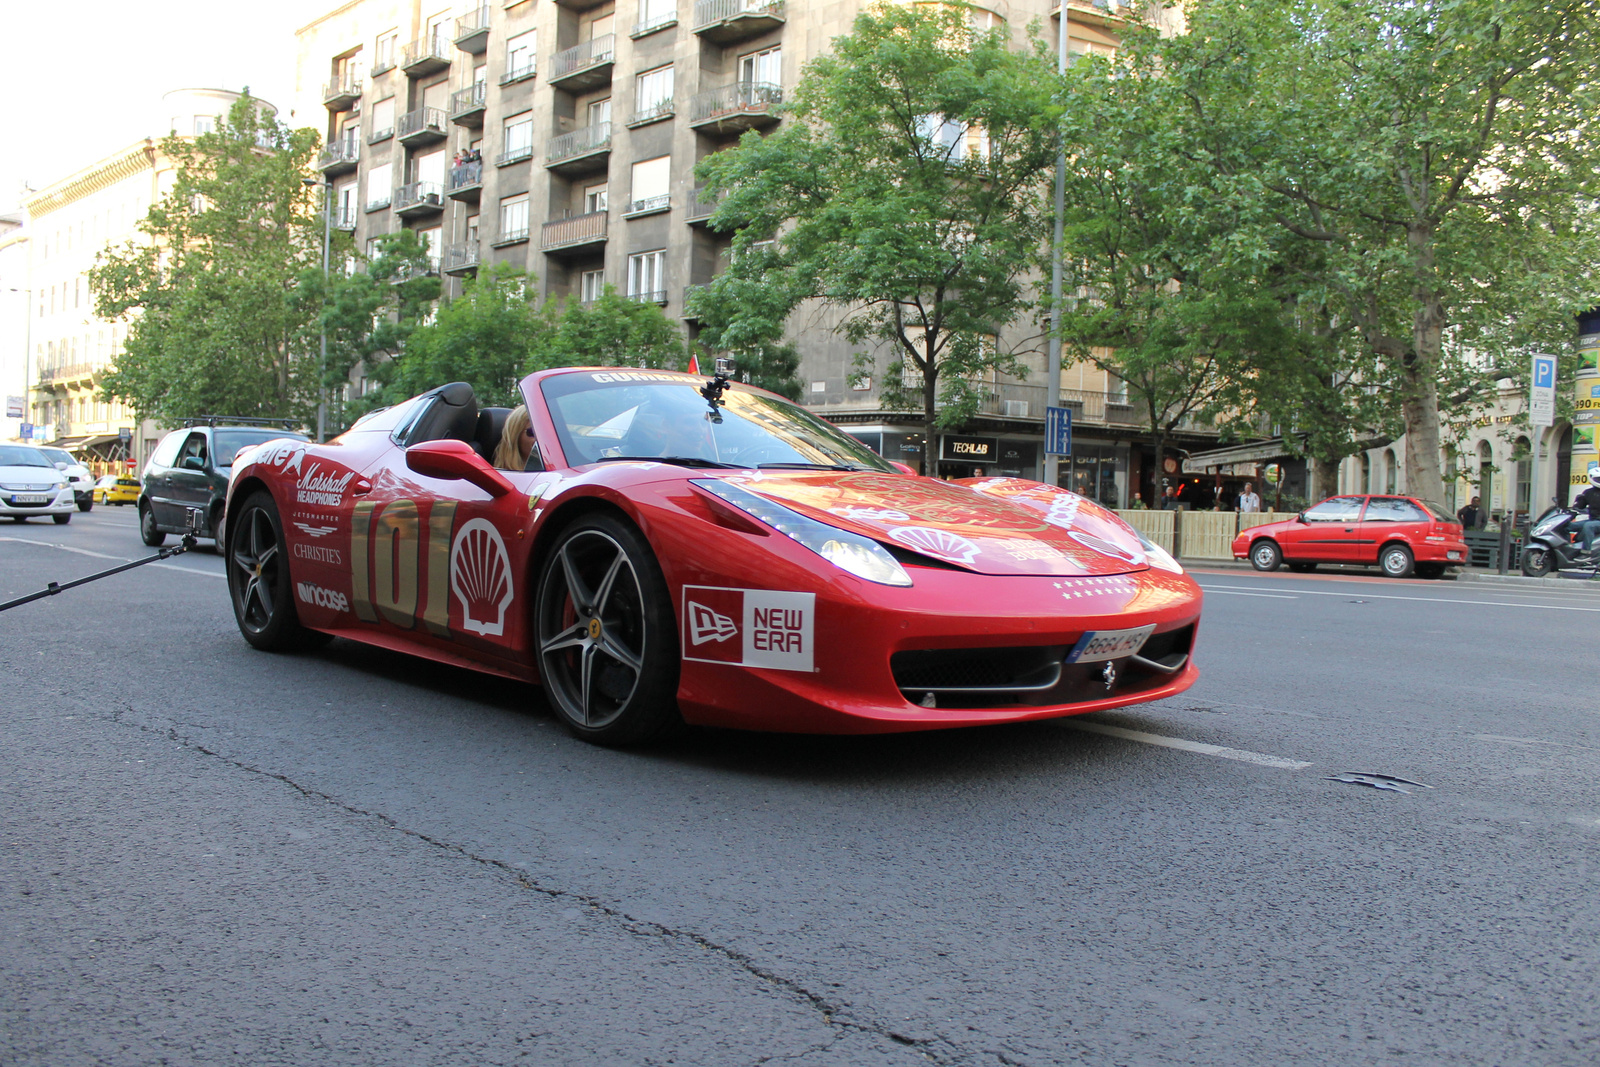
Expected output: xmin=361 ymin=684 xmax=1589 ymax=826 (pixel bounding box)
xmin=1455 ymin=569 xmax=1600 ymax=589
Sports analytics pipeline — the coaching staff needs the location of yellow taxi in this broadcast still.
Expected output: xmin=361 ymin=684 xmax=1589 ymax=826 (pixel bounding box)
xmin=93 ymin=475 xmax=142 ymax=505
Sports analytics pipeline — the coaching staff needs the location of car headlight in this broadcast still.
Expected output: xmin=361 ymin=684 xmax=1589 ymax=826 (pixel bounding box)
xmin=1134 ymin=531 xmax=1183 ymax=574
xmin=693 ymin=479 xmax=913 ymax=587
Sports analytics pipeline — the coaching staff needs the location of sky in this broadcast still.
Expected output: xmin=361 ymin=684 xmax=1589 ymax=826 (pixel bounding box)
xmin=1 ymin=0 xmax=333 ymax=214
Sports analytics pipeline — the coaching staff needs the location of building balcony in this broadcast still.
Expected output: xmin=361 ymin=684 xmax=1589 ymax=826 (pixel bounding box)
xmin=371 ymin=50 xmax=396 ymax=76
xmin=553 ymin=0 xmax=610 ymax=11
xmin=627 ymin=99 xmax=675 ymax=128
xmin=401 ymin=36 xmax=452 ymax=77
xmin=397 ymin=106 xmax=448 ymax=146
xmin=35 ymin=362 xmax=99 ymax=385
xmin=689 ymin=82 xmax=782 ymax=134
xmin=500 ymin=56 xmax=537 ymax=85
xmin=540 ymin=211 xmax=608 ymax=256
xmin=686 ymin=186 xmax=722 ymax=225
xmin=544 ymin=122 xmax=610 ymax=175
xmin=633 ymin=9 xmax=679 ymax=38
xmin=368 ymin=122 xmax=395 ymax=144
xmin=627 ymin=288 xmax=669 ymax=306
xmin=548 ymin=34 xmax=614 ymax=92
xmin=623 ymin=194 xmax=670 ymax=218
xmin=496 ymin=142 xmax=534 ymax=167
xmin=1051 ymin=1 xmax=1137 ymax=30
xmin=494 ymin=219 xmax=531 ymax=247
xmin=323 ymin=76 xmax=361 ymax=111
xmin=332 ymin=207 xmax=358 ymax=231
xmin=395 ymin=181 xmax=445 ymax=218
xmin=317 ymin=138 xmax=360 ymax=175
xmin=447 ymin=162 xmax=483 ymax=202
xmin=454 ymin=5 xmax=491 ymax=53
xmin=443 ymin=243 xmax=481 ymax=275
xmin=450 ymin=83 xmax=487 ymax=128
xmin=692 ymin=0 xmax=785 ymax=44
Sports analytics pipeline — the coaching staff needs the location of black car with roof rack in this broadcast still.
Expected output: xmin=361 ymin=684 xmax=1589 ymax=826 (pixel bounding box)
xmin=139 ymin=417 xmax=308 ymax=546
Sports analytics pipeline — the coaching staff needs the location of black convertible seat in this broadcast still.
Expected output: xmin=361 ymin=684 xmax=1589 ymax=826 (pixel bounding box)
xmin=474 ymin=407 xmax=512 ymax=462
xmin=402 ymin=382 xmax=479 ymax=447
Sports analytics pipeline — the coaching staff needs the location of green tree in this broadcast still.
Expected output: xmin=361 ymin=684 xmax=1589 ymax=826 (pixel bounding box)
xmin=690 ymin=4 xmax=1058 ymax=471
xmin=382 ymin=264 xmax=550 ymax=407
xmin=533 ymin=288 xmax=686 ymax=371
xmin=92 ymin=93 xmax=325 ymax=426
xmin=1159 ymin=0 xmax=1600 ymax=503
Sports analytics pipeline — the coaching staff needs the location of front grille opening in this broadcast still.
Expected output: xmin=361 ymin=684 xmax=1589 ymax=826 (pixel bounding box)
xmin=891 ymin=645 xmax=1066 ymax=696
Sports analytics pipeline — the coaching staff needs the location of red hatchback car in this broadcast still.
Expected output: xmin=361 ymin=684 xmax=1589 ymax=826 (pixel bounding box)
xmin=1231 ymin=494 xmax=1468 ymax=578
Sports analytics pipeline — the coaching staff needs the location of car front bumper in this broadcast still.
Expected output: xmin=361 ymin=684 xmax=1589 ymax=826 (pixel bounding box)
xmin=0 ymin=489 xmax=76 ymax=516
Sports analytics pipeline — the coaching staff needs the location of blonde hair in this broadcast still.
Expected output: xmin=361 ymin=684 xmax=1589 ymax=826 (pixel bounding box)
xmin=492 ymin=405 xmax=531 ymax=469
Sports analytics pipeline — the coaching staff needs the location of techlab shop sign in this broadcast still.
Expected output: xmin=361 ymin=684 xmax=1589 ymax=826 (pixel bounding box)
xmin=681 ymin=586 xmax=815 ymax=672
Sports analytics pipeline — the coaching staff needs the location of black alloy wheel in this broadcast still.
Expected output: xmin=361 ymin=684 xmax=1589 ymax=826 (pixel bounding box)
xmin=140 ymin=503 xmax=165 ymax=547
xmin=227 ymin=491 xmax=324 ymax=651
xmin=1250 ymin=539 xmax=1282 ymax=572
xmin=1379 ymin=543 xmax=1415 ymax=578
xmin=535 ymin=514 xmax=681 ymax=745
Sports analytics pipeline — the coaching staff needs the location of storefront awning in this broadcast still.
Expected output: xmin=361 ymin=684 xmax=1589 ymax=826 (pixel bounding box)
xmin=1182 ymin=436 xmax=1300 ymax=474
xmin=56 ymin=434 xmax=123 ymax=453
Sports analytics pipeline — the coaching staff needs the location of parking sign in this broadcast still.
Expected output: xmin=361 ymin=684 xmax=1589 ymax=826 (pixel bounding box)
xmin=1530 ymin=353 xmax=1556 ymax=427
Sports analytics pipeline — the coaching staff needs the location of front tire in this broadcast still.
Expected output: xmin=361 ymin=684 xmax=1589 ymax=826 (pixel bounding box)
xmin=535 ymin=514 xmax=682 ymax=746
xmin=226 ymin=490 xmax=323 ymax=651
xmin=1250 ymin=540 xmax=1282 ymax=572
xmin=53 ymin=513 xmax=70 ymax=525
xmin=1380 ymin=543 xmax=1415 ymax=578
xmin=1521 ymin=547 xmax=1554 ymax=577
xmin=139 ymin=504 xmax=165 ymax=546
xmin=1287 ymin=562 xmax=1318 ymax=573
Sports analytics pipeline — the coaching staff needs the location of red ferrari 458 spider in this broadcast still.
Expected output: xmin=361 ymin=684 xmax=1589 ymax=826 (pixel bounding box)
xmin=225 ymin=369 xmax=1203 ymax=744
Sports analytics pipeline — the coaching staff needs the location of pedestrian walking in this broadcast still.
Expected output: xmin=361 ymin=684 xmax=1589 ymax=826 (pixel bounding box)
xmin=1237 ymin=482 xmax=1262 ymax=513
xmin=1457 ymin=496 xmax=1482 ymax=529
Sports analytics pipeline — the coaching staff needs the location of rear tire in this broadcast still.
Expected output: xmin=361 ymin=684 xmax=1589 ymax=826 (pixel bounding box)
xmin=1521 ymin=548 xmax=1554 ymax=577
xmin=226 ymin=490 xmax=325 ymax=652
xmin=53 ymin=513 xmax=70 ymax=525
xmin=77 ymin=498 xmax=92 ymax=513
xmin=1287 ymin=562 xmax=1318 ymax=573
xmin=1379 ymin=543 xmax=1415 ymax=578
xmin=1249 ymin=540 xmax=1282 ymax=572
xmin=139 ymin=503 xmax=165 ymax=547
xmin=1415 ymin=562 xmax=1446 ymax=579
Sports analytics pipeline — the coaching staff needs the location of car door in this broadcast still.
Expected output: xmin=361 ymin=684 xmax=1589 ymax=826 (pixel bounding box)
xmin=143 ymin=430 xmax=187 ymax=527
xmin=1281 ymin=495 xmax=1367 ymax=561
xmin=165 ymin=431 xmax=213 ymax=529
xmin=1356 ymin=496 xmax=1430 ymax=563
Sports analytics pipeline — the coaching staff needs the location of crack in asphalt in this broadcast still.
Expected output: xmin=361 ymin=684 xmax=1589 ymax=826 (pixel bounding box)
xmin=103 ymin=705 xmax=1005 ymax=1066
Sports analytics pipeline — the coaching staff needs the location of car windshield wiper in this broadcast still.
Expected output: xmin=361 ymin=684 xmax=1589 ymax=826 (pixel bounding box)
xmin=594 ymin=455 xmax=743 ymax=469
xmin=756 ymin=462 xmax=873 ymax=471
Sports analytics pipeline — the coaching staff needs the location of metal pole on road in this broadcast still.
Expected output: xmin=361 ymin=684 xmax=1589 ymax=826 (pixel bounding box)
xmin=1043 ymin=3 xmax=1068 ymax=490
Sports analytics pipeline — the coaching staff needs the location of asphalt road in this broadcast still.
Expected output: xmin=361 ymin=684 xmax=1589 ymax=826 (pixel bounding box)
xmin=3 ymin=507 xmax=1597 ymax=1066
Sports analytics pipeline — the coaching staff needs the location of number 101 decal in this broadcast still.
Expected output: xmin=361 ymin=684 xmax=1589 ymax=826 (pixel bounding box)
xmin=349 ymin=499 xmax=517 ymax=639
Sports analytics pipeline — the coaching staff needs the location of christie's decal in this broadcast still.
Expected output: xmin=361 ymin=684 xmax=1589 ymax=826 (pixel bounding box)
xmin=682 ymin=586 xmax=815 ymax=672
xmin=293 ymin=543 xmax=343 ymax=565
xmin=296 ymin=581 xmax=349 ymax=613
xmin=450 ymin=518 xmax=514 ymax=637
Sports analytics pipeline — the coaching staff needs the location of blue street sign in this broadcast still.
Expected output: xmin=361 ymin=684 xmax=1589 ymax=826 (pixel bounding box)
xmin=1044 ymin=405 xmax=1072 ymax=456
xmin=19 ymin=422 xmax=32 ymax=439
xmin=1533 ymin=354 xmax=1556 ymax=390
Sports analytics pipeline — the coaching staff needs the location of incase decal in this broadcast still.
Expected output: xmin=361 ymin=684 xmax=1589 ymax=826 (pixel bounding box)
xmin=682 ymin=586 xmax=815 ymax=672
xmin=296 ymin=581 xmax=349 ymax=613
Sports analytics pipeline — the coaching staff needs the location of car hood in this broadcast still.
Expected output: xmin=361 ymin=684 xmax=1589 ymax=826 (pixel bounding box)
xmin=720 ymin=471 xmax=1149 ymax=577
xmin=0 ymin=464 xmax=65 ymax=485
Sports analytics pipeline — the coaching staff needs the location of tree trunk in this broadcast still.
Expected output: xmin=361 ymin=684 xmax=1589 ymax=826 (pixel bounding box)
xmin=922 ymin=363 xmax=939 ymax=478
xmin=1312 ymin=455 xmax=1341 ymax=502
xmin=1403 ymin=225 xmax=1447 ymax=504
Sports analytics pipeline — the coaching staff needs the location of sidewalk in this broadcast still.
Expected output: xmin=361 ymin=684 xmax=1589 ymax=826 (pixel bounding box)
xmin=1177 ymin=555 xmax=1600 ymax=590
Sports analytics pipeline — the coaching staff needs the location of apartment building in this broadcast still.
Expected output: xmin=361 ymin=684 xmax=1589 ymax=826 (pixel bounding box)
xmin=296 ymin=0 xmax=1209 ymax=504
xmin=20 ymin=89 xmax=272 ymax=470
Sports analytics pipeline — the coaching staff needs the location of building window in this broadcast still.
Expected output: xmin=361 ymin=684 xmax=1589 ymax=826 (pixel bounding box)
xmin=335 ymin=182 xmax=357 ymax=226
xmin=366 ymin=162 xmax=393 ymax=209
xmin=588 ymin=98 xmax=612 ymax=128
xmin=633 ymin=64 xmax=674 ymax=123
xmin=739 ymin=46 xmax=781 ymax=86
xmin=581 ymin=269 xmax=605 ymax=303
xmin=505 ymin=29 xmax=536 ymax=82
xmin=374 ymin=31 xmax=398 ymax=71
xmin=501 ymin=110 xmax=533 ymax=163
xmin=417 ymin=226 xmax=442 ymax=272
xmin=499 ymin=193 xmax=530 ymax=243
xmin=193 ymin=115 xmax=215 ymax=136
xmin=635 ymin=0 xmax=676 ymax=35
xmin=370 ymin=97 xmax=395 ymax=141
xmin=627 ymin=249 xmax=667 ymax=303
xmin=627 ymin=156 xmax=671 ymax=215
xmin=584 ymin=183 xmax=608 ymax=214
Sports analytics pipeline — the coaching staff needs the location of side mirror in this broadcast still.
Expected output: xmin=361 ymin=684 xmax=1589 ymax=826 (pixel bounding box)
xmin=181 ymin=456 xmax=206 ymax=471
xmin=406 ymin=439 xmax=514 ymax=497
xmin=1296 ymin=512 xmax=1308 ymax=524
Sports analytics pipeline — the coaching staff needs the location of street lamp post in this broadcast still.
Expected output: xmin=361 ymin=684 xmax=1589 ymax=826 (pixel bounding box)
xmin=1043 ymin=4 xmax=1069 ymax=489
xmin=303 ymin=176 xmax=331 ymax=442
xmin=3 ymin=285 xmax=33 ymax=442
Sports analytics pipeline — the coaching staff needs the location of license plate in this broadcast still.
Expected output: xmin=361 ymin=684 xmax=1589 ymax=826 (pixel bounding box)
xmin=10 ymin=494 xmax=47 ymax=504
xmin=1446 ymin=551 xmax=1462 ymax=561
xmin=1067 ymin=624 xmax=1156 ymax=664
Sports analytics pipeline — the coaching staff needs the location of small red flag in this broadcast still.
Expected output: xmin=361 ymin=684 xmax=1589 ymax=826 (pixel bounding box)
xmin=687 ymin=353 xmax=701 ymax=375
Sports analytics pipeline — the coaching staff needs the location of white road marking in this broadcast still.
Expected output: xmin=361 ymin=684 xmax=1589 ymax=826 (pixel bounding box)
xmin=1063 ymin=720 xmax=1314 ymax=770
xmin=0 ymin=536 xmax=225 ymax=579
xmin=1204 ymin=590 xmax=1299 ymax=599
xmin=1197 ymin=583 xmax=1600 ymax=613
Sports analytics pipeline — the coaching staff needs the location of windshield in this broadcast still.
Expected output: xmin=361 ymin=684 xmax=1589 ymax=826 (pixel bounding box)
xmin=39 ymin=448 xmax=74 ymax=466
xmin=1420 ymin=500 xmax=1457 ymax=523
xmin=539 ymin=373 xmax=893 ymax=472
xmin=0 ymin=445 xmax=53 ymax=468
xmin=214 ymin=429 xmax=308 ymax=467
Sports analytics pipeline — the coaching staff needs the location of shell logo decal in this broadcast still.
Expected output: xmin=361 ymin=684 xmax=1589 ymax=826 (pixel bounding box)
xmin=888 ymin=526 xmax=981 ymax=565
xmin=450 ymin=518 xmax=515 ymax=636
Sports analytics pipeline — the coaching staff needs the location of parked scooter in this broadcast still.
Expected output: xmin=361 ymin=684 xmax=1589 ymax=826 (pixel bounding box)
xmin=1521 ymin=505 xmax=1600 ymax=577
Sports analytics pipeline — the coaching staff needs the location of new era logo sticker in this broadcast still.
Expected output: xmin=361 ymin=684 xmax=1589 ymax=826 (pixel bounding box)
xmin=681 ymin=585 xmax=816 ymax=672
xmin=688 ymin=601 xmax=738 ymax=645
